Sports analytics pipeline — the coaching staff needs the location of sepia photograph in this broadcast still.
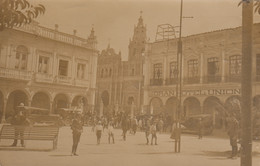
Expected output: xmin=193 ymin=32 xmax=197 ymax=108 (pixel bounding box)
xmin=0 ymin=0 xmax=260 ymax=165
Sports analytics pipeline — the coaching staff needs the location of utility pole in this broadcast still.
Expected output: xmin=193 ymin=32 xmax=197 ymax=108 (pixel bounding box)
xmin=174 ymin=0 xmax=183 ymax=153
xmin=241 ymin=0 xmax=253 ymax=166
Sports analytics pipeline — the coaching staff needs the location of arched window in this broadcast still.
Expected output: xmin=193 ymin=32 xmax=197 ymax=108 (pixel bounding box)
xmin=15 ymin=45 xmax=28 ymax=70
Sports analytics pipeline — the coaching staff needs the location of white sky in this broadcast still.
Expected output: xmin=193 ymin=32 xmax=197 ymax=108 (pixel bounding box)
xmin=33 ymin=0 xmax=260 ymax=60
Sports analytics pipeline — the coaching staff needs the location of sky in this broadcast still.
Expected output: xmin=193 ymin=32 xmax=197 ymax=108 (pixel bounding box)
xmin=33 ymin=0 xmax=260 ymax=60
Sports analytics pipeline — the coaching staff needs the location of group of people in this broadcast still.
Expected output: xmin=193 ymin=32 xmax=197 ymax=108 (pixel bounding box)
xmin=8 ymin=103 xmax=242 ymax=159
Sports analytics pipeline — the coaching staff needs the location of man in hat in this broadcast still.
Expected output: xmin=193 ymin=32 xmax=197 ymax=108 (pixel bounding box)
xmin=227 ymin=113 xmax=240 ymax=158
xmin=11 ymin=103 xmax=29 ymax=147
xmin=71 ymin=113 xmax=83 ymax=156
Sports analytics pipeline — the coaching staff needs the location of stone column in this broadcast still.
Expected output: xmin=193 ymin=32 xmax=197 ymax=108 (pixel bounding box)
xmin=1 ymin=98 xmax=7 ymax=123
xmin=200 ymin=53 xmax=204 ymax=83
xmin=221 ymin=50 xmax=225 ymax=82
xmin=50 ymin=101 xmax=54 ymax=114
xmin=163 ymin=54 xmax=167 ymax=85
xmin=100 ymin=100 xmax=103 ymax=118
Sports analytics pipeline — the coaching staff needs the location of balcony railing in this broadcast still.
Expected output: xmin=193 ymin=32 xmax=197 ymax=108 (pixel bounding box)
xmin=74 ymin=79 xmax=89 ymax=87
xmin=165 ymin=78 xmax=178 ymax=85
xmin=14 ymin=23 xmax=92 ymax=49
xmin=34 ymin=73 xmax=53 ymax=83
xmin=225 ymin=75 xmax=241 ymax=83
xmin=0 ymin=67 xmax=32 ymax=81
xmin=150 ymin=78 xmax=163 ymax=86
xmin=56 ymin=75 xmax=72 ymax=84
xmin=203 ymin=76 xmax=222 ymax=84
xmin=183 ymin=77 xmax=200 ymax=84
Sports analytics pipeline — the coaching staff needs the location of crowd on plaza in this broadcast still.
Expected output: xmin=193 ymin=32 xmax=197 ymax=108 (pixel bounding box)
xmin=5 ymin=102 xmax=260 ymax=158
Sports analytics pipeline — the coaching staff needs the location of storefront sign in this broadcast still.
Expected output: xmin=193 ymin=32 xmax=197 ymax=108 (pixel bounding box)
xmin=152 ymin=89 xmax=240 ymax=97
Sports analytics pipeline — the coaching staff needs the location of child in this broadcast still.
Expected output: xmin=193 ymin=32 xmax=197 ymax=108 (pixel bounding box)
xmin=95 ymin=121 xmax=103 ymax=145
xmin=107 ymin=122 xmax=115 ymax=144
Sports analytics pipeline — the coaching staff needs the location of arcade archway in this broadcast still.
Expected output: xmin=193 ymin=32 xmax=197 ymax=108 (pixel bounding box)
xmin=165 ymin=97 xmax=178 ymax=119
xmin=149 ymin=97 xmax=163 ymax=115
xmin=203 ymin=96 xmax=224 ymax=129
xmin=183 ymin=97 xmax=201 ymax=117
xmin=72 ymin=96 xmax=88 ymax=113
xmin=32 ymin=92 xmax=50 ymax=109
xmin=53 ymin=93 xmax=69 ymax=114
xmin=6 ymin=90 xmax=29 ymax=119
xmin=224 ymin=95 xmax=241 ymax=118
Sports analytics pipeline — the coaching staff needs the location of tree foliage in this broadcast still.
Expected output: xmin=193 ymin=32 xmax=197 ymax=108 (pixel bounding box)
xmin=0 ymin=0 xmax=45 ymax=31
xmin=238 ymin=0 xmax=260 ymax=14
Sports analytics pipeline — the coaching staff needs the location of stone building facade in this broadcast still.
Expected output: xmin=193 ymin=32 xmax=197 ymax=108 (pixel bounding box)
xmin=143 ymin=23 xmax=260 ymax=128
xmin=96 ymin=16 xmax=146 ymax=116
xmin=0 ymin=22 xmax=98 ymax=122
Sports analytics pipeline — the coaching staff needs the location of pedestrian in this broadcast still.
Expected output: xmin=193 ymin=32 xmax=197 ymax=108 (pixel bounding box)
xmin=150 ymin=121 xmax=158 ymax=145
xmin=95 ymin=121 xmax=103 ymax=145
xmin=71 ymin=113 xmax=83 ymax=156
xmin=121 ymin=115 xmax=129 ymax=141
xmin=198 ymin=118 xmax=203 ymax=139
xmin=108 ymin=121 xmax=115 ymax=144
xmin=227 ymin=114 xmax=240 ymax=158
xmin=11 ymin=103 xmax=30 ymax=147
xmin=144 ymin=118 xmax=151 ymax=145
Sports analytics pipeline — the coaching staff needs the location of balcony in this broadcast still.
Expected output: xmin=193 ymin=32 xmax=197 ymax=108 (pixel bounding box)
xmin=165 ymin=78 xmax=178 ymax=85
xmin=183 ymin=77 xmax=200 ymax=84
xmin=74 ymin=79 xmax=89 ymax=87
xmin=226 ymin=75 xmax=241 ymax=83
xmin=0 ymin=67 xmax=32 ymax=81
xmin=150 ymin=78 xmax=163 ymax=86
xmin=56 ymin=75 xmax=72 ymax=85
xmin=203 ymin=76 xmax=221 ymax=84
xmin=34 ymin=73 xmax=53 ymax=83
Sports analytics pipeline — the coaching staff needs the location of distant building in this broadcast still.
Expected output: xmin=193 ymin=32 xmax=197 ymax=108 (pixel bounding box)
xmin=0 ymin=22 xmax=98 ymax=122
xmin=143 ymin=23 xmax=260 ymax=128
xmin=96 ymin=15 xmax=146 ymax=116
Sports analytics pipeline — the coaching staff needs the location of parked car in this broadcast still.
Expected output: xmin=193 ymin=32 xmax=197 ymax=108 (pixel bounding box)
xmin=181 ymin=114 xmax=214 ymax=135
xmin=18 ymin=106 xmax=64 ymax=127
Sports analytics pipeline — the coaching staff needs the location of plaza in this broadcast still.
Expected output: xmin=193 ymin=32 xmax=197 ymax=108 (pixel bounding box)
xmin=0 ymin=127 xmax=260 ymax=166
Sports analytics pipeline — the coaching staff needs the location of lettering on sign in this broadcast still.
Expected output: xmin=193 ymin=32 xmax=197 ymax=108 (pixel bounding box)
xmin=151 ymin=89 xmax=240 ymax=97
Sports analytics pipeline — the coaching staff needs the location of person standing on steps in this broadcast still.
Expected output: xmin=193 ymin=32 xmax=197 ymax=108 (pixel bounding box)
xmin=71 ymin=113 xmax=83 ymax=156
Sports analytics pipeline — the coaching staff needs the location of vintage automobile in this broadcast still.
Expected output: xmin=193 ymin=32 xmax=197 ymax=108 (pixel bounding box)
xmin=181 ymin=114 xmax=214 ymax=135
xmin=16 ymin=106 xmax=64 ymax=127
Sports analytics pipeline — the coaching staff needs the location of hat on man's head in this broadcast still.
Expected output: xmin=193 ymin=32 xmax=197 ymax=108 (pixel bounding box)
xmin=19 ymin=103 xmax=24 ymax=106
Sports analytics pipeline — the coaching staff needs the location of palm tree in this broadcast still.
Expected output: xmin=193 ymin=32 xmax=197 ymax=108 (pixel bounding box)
xmin=0 ymin=0 xmax=45 ymax=31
